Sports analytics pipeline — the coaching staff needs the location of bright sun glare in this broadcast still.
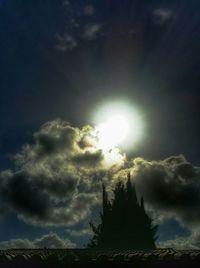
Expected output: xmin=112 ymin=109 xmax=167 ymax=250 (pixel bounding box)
xmin=96 ymin=115 xmax=130 ymax=150
xmin=93 ymin=102 xmax=144 ymax=152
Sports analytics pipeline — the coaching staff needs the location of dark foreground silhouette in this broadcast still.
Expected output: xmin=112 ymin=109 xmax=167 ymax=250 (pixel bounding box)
xmin=0 ymin=248 xmax=200 ymax=268
xmin=88 ymin=173 xmax=158 ymax=249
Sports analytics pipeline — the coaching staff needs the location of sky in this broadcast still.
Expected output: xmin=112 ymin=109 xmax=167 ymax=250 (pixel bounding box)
xmin=0 ymin=0 xmax=200 ymax=249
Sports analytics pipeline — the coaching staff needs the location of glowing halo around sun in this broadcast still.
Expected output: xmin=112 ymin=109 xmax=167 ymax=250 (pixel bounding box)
xmin=92 ymin=101 xmax=144 ymax=153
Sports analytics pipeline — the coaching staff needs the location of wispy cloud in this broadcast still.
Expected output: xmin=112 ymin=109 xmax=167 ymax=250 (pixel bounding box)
xmin=153 ymin=8 xmax=173 ymax=24
xmin=55 ymin=1 xmax=102 ymax=52
xmin=84 ymin=5 xmax=95 ymax=16
xmin=84 ymin=24 xmax=102 ymax=40
xmin=55 ymin=34 xmax=77 ymax=52
xmin=66 ymin=228 xmax=93 ymax=237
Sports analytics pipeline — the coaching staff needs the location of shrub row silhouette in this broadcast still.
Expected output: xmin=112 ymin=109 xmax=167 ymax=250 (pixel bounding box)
xmin=88 ymin=173 xmax=158 ymax=249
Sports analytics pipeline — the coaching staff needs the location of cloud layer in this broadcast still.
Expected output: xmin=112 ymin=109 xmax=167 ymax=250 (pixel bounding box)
xmin=1 ymin=119 xmax=200 ymax=249
xmin=0 ymin=233 xmax=75 ymax=249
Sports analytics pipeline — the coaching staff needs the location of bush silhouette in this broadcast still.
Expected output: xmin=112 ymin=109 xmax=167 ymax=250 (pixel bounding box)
xmin=87 ymin=173 xmax=158 ymax=249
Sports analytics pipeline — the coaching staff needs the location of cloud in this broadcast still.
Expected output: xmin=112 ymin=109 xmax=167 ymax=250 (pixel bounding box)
xmin=158 ymin=230 xmax=200 ymax=250
xmin=153 ymin=8 xmax=173 ymax=24
xmin=0 ymin=233 xmax=76 ymax=249
xmin=130 ymin=155 xmax=200 ymax=228
xmin=72 ymin=150 xmax=103 ymax=168
xmin=0 ymin=119 xmax=109 ymax=227
xmin=55 ymin=2 xmax=102 ymax=53
xmin=84 ymin=5 xmax=95 ymax=16
xmin=84 ymin=24 xmax=102 ymax=40
xmin=0 ymin=119 xmax=126 ymax=227
xmin=55 ymin=34 xmax=77 ymax=52
xmin=1 ymin=118 xmax=200 ymax=248
xmin=34 ymin=233 xmax=76 ymax=248
xmin=66 ymin=228 xmax=93 ymax=237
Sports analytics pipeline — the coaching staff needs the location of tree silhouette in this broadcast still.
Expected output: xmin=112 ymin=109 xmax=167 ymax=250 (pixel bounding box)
xmin=87 ymin=173 xmax=158 ymax=249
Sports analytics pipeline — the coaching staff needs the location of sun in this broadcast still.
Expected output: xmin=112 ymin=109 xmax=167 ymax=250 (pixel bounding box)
xmin=95 ymin=115 xmax=130 ymax=151
xmin=93 ymin=101 xmax=144 ymax=152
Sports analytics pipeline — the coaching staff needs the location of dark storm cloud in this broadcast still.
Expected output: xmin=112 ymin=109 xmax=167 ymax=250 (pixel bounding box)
xmin=0 ymin=119 xmax=105 ymax=227
xmin=0 ymin=233 xmax=76 ymax=249
xmin=131 ymin=155 xmax=200 ymax=227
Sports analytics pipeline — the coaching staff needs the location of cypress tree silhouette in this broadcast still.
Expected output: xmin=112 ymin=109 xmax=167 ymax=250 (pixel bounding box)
xmin=87 ymin=173 xmax=158 ymax=249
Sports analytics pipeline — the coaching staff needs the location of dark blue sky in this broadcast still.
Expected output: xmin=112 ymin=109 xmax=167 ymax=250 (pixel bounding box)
xmin=0 ymin=0 xmax=200 ymax=248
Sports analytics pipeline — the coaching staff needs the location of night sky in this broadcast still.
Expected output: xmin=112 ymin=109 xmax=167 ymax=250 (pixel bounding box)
xmin=0 ymin=0 xmax=200 ymax=249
